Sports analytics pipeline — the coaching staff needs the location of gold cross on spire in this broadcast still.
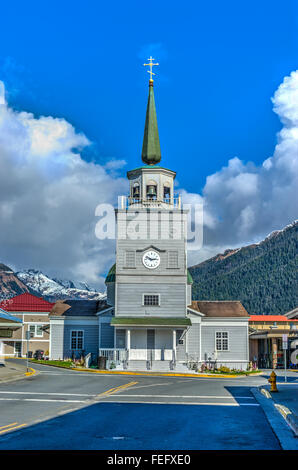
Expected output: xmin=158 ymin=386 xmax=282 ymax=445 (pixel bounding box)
xmin=143 ymin=56 xmax=159 ymax=83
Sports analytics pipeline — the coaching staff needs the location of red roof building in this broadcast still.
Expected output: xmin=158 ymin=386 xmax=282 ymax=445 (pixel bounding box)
xmin=0 ymin=293 xmax=54 ymax=312
xmin=249 ymin=315 xmax=298 ymax=322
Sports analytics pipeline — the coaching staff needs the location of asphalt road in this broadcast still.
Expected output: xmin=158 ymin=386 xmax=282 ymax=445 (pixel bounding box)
xmin=0 ymin=359 xmax=290 ymax=450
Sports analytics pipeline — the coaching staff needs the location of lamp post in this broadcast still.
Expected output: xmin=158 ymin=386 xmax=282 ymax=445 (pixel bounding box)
xmin=25 ymin=330 xmax=33 ymax=372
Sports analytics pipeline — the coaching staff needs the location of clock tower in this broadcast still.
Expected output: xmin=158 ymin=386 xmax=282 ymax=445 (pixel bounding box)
xmin=107 ymin=60 xmax=192 ymax=369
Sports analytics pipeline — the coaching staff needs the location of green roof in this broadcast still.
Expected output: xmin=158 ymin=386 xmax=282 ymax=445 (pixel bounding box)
xmin=105 ymin=263 xmax=116 ymax=283
xmin=187 ymin=269 xmax=193 ymax=284
xmin=141 ymin=83 xmax=161 ymax=165
xmin=111 ymin=317 xmax=191 ymax=327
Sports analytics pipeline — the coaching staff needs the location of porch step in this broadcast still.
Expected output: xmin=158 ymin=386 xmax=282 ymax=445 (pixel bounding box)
xmin=127 ymin=360 xmax=149 ymax=371
xmin=150 ymin=360 xmax=172 ymax=371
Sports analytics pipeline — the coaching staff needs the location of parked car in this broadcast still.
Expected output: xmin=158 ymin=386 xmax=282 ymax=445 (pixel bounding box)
xmin=33 ymin=350 xmax=44 ymax=360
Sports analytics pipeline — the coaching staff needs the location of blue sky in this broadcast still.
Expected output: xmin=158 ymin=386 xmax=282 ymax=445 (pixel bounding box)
xmin=0 ymin=0 xmax=297 ymax=286
xmin=1 ymin=0 xmax=297 ymax=192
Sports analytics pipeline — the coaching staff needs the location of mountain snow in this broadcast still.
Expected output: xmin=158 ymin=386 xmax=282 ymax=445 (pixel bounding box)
xmin=16 ymin=269 xmax=106 ymax=301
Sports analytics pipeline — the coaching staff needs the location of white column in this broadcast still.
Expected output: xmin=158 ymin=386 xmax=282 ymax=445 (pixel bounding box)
xmin=172 ymin=329 xmax=176 ymax=360
xmin=126 ymin=329 xmax=131 ymax=360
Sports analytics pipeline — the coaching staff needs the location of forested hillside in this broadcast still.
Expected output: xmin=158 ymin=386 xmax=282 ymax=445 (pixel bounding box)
xmin=189 ymin=221 xmax=298 ymax=314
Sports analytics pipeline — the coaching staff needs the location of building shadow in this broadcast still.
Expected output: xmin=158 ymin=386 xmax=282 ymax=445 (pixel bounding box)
xmin=0 ymin=395 xmax=281 ymax=450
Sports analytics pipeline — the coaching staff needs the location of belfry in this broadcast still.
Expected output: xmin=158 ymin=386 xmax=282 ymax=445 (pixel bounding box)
xmin=49 ymin=60 xmax=250 ymax=373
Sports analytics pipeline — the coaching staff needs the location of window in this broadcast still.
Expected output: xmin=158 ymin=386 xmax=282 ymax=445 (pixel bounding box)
xmin=71 ymin=330 xmax=84 ymax=350
xmin=146 ymin=182 xmax=157 ymax=200
xmin=132 ymin=183 xmax=140 ymax=199
xmin=143 ymin=294 xmax=160 ymax=306
xmin=164 ymin=185 xmax=171 ymax=202
xmin=125 ymin=250 xmax=136 ymax=268
xmin=29 ymin=325 xmax=43 ymax=337
xmin=215 ymin=332 xmax=229 ymax=351
xmin=168 ymin=250 xmax=178 ymax=268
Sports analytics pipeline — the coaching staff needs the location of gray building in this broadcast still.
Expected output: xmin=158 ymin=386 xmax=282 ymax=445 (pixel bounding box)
xmin=49 ymin=74 xmax=250 ymax=371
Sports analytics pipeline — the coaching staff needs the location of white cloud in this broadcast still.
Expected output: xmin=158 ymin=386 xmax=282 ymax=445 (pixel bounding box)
xmin=196 ymin=70 xmax=298 ymax=254
xmin=0 ymin=69 xmax=297 ymax=283
xmin=0 ymin=84 xmax=127 ymax=289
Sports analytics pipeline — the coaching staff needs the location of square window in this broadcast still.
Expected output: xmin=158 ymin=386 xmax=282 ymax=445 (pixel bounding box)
xmin=143 ymin=295 xmax=160 ymax=306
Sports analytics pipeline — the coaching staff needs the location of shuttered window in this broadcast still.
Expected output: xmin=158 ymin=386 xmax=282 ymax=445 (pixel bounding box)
xmin=167 ymin=250 xmax=178 ymax=268
xmin=125 ymin=250 xmax=136 ymax=268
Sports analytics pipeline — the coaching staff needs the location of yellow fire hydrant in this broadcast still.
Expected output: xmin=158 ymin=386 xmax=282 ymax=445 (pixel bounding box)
xmin=268 ymin=371 xmax=278 ymax=392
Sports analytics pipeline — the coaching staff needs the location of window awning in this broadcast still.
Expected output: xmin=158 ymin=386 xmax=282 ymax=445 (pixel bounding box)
xmin=111 ymin=317 xmax=191 ymax=327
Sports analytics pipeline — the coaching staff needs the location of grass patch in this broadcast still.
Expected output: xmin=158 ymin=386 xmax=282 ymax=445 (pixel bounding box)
xmin=30 ymin=359 xmax=74 ymax=369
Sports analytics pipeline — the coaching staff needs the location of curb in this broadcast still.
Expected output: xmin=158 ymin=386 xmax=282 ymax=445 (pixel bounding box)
xmin=29 ymin=361 xmax=263 ymax=378
xmin=0 ymin=367 xmax=38 ymax=384
xmin=259 ymin=388 xmax=298 ymax=437
xmin=251 ymin=387 xmax=298 ymax=450
xmin=71 ymin=367 xmax=261 ymax=379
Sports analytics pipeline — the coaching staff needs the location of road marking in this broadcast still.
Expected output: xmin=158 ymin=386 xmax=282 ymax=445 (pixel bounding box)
xmin=102 ymin=399 xmax=260 ymax=406
xmin=0 ymin=391 xmax=96 ymax=397
xmin=108 ymin=394 xmax=255 ymax=399
xmin=97 ymin=381 xmax=138 ymax=398
xmin=127 ymin=382 xmax=173 ymax=390
xmin=0 ymin=423 xmax=27 ymax=434
xmin=0 ymin=422 xmax=18 ymax=430
xmin=0 ymin=398 xmax=86 ymax=403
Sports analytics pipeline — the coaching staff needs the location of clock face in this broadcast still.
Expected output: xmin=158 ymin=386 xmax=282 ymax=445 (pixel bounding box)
xmin=142 ymin=250 xmax=160 ymax=269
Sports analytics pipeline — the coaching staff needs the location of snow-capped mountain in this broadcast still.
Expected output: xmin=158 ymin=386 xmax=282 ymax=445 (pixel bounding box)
xmin=15 ymin=269 xmax=106 ymax=302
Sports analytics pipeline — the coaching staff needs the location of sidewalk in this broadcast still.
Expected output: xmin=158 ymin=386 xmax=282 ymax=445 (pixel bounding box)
xmin=0 ymin=360 xmax=35 ymax=383
xmin=251 ymin=373 xmax=298 ymax=449
xmin=263 ymin=383 xmax=298 ymax=417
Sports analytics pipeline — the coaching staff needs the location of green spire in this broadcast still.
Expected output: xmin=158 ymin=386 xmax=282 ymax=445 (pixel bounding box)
xmin=141 ymin=81 xmax=161 ymax=165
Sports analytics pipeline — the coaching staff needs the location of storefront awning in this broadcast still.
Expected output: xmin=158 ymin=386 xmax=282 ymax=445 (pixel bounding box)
xmin=111 ymin=317 xmax=191 ymax=327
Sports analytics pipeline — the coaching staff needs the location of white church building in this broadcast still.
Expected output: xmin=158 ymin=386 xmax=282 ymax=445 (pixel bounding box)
xmin=49 ymin=64 xmax=250 ymax=372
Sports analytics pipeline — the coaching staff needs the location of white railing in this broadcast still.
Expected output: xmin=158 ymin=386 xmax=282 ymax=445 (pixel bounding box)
xmin=98 ymin=348 xmax=127 ymax=363
xmin=128 ymin=349 xmax=173 ymax=361
xmin=118 ymin=196 xmax=182 ymax=210
xmin=98 ymin=348 xmax=174 ymax=364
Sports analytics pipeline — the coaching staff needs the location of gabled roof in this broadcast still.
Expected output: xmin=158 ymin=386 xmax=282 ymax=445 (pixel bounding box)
xmin=49 ymin=299 xmax=111 ymax=317
xmin=0 ymin=293 xmax=54 ymax=312
xmin=189 ymin=301 xmax=249 ymax=318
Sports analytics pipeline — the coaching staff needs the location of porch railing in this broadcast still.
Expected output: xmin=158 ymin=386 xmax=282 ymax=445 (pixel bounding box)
xmin=98 ymin=348 xmax=127 ymax=363
xmin=98 ymin=348 xmax=175 ymax=363
xmin=128 ymin=349 xmax=173 ymax=361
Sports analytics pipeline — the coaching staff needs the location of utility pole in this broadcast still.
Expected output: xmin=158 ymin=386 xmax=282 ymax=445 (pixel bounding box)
xmin=282 ymin=334 xmax=288 ymax=383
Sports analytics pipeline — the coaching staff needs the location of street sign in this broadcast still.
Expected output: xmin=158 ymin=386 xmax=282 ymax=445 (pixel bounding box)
xmin=282 ymin=334 xmax=288 ymax=350
xmin=26 ymin=331 xmax=32 ymax=340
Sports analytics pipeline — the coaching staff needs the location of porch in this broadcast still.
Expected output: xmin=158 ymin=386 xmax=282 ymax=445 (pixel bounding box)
xmin=99 ymin=316 xmax=191 ymax=371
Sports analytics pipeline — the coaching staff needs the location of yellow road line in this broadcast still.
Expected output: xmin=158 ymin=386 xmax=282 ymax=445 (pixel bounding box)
xmin=97 ymin=381 xmax=138 ymax=398
xmin=0 ymin=422 xmax=18 ymax=430
xmin=0 ymin=423 xmax=27 ymax=434
xmin=25 ymin=367 xmax=36 ymax=376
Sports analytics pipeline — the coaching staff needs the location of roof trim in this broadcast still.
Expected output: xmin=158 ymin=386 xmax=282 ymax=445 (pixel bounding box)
xmin=187 ymin=307 xmax=205 ymax=317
